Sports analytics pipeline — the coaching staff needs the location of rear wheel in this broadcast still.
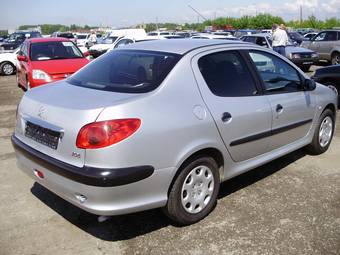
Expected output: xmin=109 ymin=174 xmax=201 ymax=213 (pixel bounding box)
xmin=0 ymin=62 xmax=15 ymax=75
xmin=331 ymin=52 xmax=340 ymax=65
xmin=164 ymin=156 xmax=220 ymax=225
xmin=306 ymin=109 xmax=334 ymax=155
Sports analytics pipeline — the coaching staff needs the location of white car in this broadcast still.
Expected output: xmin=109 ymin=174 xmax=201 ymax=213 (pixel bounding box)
xmin=89 ymin=29 xmax=147 ymax=58
xmin=0 ymin=48 xmax=18 ymax=75
xmin=76 ymin=33 xmax=90 ymax=48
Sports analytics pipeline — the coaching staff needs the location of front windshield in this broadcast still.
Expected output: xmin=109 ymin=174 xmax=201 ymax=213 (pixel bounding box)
xmin=30 ymin=41 xmax=83 ymax=61
xmin=67 ymin=50 xmax=181 ymax=93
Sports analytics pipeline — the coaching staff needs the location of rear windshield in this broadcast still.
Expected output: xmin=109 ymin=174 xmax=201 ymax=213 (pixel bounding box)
xmin=30 ymin=41 xmax=83 ymax=61
xmin=67 ymin=50 xmax=181 ymax=93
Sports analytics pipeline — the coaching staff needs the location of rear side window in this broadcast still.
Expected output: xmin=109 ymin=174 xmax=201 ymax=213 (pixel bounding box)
xmin=68 ymin=50 xmax=181 ymax=93
xmin=198 ymin=51 xmax=258 ymax=97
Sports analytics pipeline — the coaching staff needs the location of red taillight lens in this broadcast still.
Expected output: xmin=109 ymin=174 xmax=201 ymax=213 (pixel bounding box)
xmin=76 ymin=119 xmax=141 ymax=149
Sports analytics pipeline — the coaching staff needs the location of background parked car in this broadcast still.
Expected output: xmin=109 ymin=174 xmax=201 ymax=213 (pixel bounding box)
xmin=287 ymin=32 xmax=308 ymax=45
xmin=75 ymin=33 xmax=90 ymax=48
xmin=16 ymin=37 xmax=89 ymax=90
xmin=312 ymin=64 xmax=340 ymax=106
xmin=191 ymin=33 xmax=238 ymax=40
xmin=89 ymin=29 xmax=147 ymax=58
xmin=0 ymin=34 xmax=8 ymax=42
xmin=0 ymin=48 xmax=18 ymax=75
xmin=51 ymin=32 xmax=77 ymax=43
xmin=241 ymin=33 xmax=318 ymax=71
xmin=301 ymin=30 xmax=340 ymax=65
xmin=0 ymin=31 xmax=42 ymax=52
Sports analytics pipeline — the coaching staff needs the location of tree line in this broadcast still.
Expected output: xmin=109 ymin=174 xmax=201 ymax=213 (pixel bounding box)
xmin=17 ymin=14 xmax=340 ymax=35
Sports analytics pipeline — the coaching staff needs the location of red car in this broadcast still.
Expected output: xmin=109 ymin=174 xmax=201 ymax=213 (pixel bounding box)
xmin=16 ymin=37 xmax=89 ymax=90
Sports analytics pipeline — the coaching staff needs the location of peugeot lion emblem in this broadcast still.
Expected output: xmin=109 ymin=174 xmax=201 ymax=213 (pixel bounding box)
xmin=37 ymin=106 xmax=46 ymax=119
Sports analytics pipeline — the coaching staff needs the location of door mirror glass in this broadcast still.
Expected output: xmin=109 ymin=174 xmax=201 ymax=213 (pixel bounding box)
xmin=304 ymin=79 xmax=316 ymax=91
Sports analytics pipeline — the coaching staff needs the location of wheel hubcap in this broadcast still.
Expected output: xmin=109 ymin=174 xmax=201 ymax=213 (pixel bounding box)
xmin=181 ymin=165 xmax=214 ymax=214
xmin=3 ymin=64 xmax=13 ymax=75
xmin=333 ymin=55 xmax=340 ymax=65
xmin=319 ymin=116 xmax=333 ymax=147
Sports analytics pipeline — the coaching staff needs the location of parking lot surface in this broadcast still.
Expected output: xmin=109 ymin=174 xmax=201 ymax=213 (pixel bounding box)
xmin=0 ymin=73 xmax=339 ymax=255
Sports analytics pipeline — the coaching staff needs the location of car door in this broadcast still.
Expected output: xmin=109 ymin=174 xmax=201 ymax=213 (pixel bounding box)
xmin=192 ymin=49 xmax=273 ymax=162
xmin=248 ymin=50 xmax=316 ymax=150
xmin=322 ymin=31 xmax=338 ymax=61
xmin=309 ymin=32 xmax=325 ymax=56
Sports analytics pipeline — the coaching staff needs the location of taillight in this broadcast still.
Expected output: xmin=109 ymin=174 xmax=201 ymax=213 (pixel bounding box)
xmin=76 ymin=119 xmax=141 ymax=149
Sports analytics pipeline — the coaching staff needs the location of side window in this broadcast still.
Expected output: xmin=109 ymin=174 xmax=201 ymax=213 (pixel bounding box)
xmin=198 ymin=51 xmax=258 ymax=97
xmin=249 ymin=51 xmax=302 ymax=93
xmin=314 ymin=32 xmax=326 ymax=41
xmin=243 ymin=36 xmax=256 ymax=43
xmin=325 ymin=31 xmax=338 ymax=41
xmin=255 ymin=37 xmax=268 ymax=47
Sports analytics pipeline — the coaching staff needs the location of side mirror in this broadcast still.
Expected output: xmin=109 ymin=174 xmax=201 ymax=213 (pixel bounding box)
xmin=303 ymin=79 xmax=316 ymax=91
xmin=17 ymin=55 xmax=27 ymax=62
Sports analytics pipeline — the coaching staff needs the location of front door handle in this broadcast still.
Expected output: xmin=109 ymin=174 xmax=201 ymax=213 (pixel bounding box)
xmin=221 ymin=112 xmax=232 ymax=122
xmin=276 ymin=104 xmax=283 ymax=113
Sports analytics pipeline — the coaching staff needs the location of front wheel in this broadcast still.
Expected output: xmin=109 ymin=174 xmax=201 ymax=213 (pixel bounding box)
xmin=164 ymin=156 xmax=220 ymax=225
xmin=306 ymin=109 xmax=334 ymax=155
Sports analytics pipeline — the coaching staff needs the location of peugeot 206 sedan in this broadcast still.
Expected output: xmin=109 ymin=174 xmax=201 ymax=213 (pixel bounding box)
xmin=12 ymin=40 xmax=337 ymax=225
xmin=16 ymin=37 xmax=89 ymax=90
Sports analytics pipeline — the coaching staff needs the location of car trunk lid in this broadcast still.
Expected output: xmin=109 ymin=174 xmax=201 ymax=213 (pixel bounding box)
xmin=14 ymin=81 xmax=143 ymax=167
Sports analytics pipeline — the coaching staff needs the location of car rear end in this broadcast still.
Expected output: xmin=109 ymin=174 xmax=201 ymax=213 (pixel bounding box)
xmin=12 ymin=48 xmax=190 ymax=216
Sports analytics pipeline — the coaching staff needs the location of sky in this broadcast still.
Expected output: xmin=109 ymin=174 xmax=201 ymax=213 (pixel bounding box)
xmin=1 ymin=0 xmax=340 ymax=29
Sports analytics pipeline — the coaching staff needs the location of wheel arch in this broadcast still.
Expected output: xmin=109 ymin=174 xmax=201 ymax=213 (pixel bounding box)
xmin=324 ymin=103 xmax=337 ymax=117
xmin=168 ymin=147 xmax=225 ymax=196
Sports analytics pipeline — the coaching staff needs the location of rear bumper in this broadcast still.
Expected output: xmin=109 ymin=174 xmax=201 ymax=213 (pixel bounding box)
xmin=12 ymin=135 xmax=173 ymax=216
xmin=12 ymin=135 xmax=154 ymax=187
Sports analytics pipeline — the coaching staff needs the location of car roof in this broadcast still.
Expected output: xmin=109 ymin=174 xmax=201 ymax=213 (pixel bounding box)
xmin=27 ymin=37 xmax=72 ymax=43
xmin=120 ymin=39 xmax=247 ymax=55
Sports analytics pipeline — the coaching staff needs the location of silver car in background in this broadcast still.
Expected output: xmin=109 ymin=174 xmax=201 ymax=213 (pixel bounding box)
xmin=12 ymin=40 xmax=337 ymax=225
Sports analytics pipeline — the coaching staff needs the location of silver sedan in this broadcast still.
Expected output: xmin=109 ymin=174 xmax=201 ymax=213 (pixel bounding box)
xmin=12 ymin=40 xmax=337 ymax=225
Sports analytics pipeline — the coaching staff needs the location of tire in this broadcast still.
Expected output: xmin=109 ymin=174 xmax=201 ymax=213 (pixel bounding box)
xmin=0 ymin=62 xmax=15 ymax=75
xmin=164 ymin=156 xmax=220 ymax=225
xmin=300 ymin=65 xmax=311 ymax=72
xmin=306 ymin=109 xmax=335 ymax=155
xmin=331 ymin=52 xmax=340 ymax=65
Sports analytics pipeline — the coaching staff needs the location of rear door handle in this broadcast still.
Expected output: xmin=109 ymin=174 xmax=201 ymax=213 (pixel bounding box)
xmin=221 ymin=112 xmax=232 ymax=122
xmin=276 ymin=104 xmax=283 ymax=112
